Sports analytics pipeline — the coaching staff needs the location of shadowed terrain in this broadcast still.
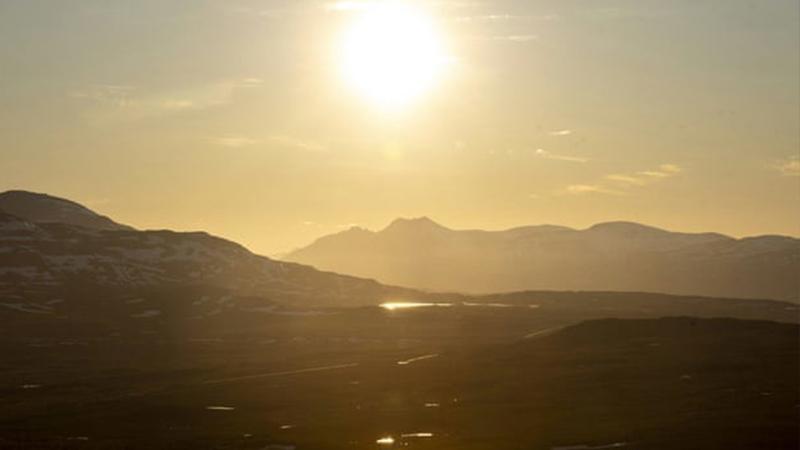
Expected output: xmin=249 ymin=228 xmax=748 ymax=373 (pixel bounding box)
xmin=1 ymin=312 xmax=797 ymax=450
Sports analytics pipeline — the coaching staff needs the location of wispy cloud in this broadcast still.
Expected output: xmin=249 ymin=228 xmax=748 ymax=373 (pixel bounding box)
xmin=325 ymin=1 xmax=370 ymax=12
xmin=774 ymin=156 xmax=800 ymax=177
xmin=454 ymin=13 xmax=558 ymax=23
xmin=482 ymin=34 xmax=538 ymax=42
xmin=565 ymin=184 xmax=625 ymax=196
xmin=267 ymin=135 xmax=327 ymax=152
xmin=153 ymin=78 xmax=261 ymax=112
xmin=535 ymin=148 xmax=588 ymax=163
xmin=71 ymin=78 xmax=264 ymax=122
xmin=548 ymin=129 xmax=573 ymax=136
xmin=564 ymin=163 xmax=683 ymax=196
xmin=433 ymin=1 xmax=485 ymax=9
xmin=326 ymin=1 xmax=486 ymax=14
xmin=605 ymin=164 xmax=682 ymax=186
xmin=238 ymin=78 xmax=264 ymax=87
xmin=454 ymin=13 xmax=521 ymax=23
xmin=70 ymin=84 xmax=135 ymax=107
xmin=160 ymin=99 xmax=196 ymax=111
xmin=214 ymin=136 xmax=258 ymax=148
xmin=229 ymin=4 xmax=313 ymax=19
xmin=212 ymin=134 xmax=326 ymax=152
xmin=604 ymin=174 xmax=646 ymax=186
xmin=658 ymin=163 xmax=682 ymax=173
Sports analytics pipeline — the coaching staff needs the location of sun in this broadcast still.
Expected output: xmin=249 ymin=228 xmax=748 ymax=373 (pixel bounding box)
xmin=338 ymin=1 xmax=450 ymax=110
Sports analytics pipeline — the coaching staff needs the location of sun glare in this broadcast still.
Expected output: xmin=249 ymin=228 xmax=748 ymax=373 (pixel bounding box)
xmin=338 ymin=1 xmax=450 ymax=110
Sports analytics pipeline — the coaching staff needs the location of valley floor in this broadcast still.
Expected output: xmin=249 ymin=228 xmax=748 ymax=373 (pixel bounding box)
xmin=1 ymin=298 xmax=798 ymax=450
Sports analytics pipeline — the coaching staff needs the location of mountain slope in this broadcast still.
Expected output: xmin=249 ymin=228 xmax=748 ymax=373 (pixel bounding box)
xmin=0 ymin=205 xmax=422 ymax=321
xmin=285 ymin=217 xmax=800 ymax=301
xmin=0 ymin=190 xmax=132 ymax=231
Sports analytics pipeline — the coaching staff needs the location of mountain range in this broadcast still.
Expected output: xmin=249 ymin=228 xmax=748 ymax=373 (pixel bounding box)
xmin=2 ymin=190 xmax=797 ymax=331
xmin=285 ymin=216 xmax=800 ymax=301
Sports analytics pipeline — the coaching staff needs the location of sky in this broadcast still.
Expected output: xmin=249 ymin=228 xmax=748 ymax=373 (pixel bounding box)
xmin=0 ymin=0 xmax=798 ymax=254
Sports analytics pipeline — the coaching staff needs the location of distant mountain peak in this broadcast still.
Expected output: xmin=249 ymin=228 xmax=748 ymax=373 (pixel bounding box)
xmin=587 ymin=221 xmax=669 ymax=236
xmin=0 ymin=190 xmax=132 ymax=231
xmin=383 ymin=216 xmax=449 ymax=233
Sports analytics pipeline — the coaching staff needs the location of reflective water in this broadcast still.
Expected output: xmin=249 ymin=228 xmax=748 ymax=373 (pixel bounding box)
xmin=552 ymin=443 xmax=628 ymax=450
xmin=397 ymin=354 xmax=439 ymax=365
xmin=376 ymin=433 xmax=435 ymax=446
xmin=381 ymin=301 xmax=541 ymax=310
xmin=380 ymin=302 xmax=452 ymax=310
xmin=402 ymin=432 xmax=434 ymax=438
xmin=462 ymin=302 xmax=514 ymax=308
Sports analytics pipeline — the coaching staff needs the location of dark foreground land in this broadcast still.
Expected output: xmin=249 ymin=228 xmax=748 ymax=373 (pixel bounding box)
xmin=1 ymin=292 xmax=798 ymax=450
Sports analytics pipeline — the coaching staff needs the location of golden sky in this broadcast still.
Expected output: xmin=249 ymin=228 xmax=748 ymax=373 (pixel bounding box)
xmin=1 ymin=0 xmax=798 ymax=254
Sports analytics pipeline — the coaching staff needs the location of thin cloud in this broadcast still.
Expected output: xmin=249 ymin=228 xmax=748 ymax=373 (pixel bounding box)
xmin=213 ymin=135 xmax=326 ymax=152
xmin=72 ymin=78 xmax=264 ymax=123
xmin=548 ymin=129 xmax=573 ymax=136
xmin=453 ymin=13 xmax=558 ymax=22
xmin=487 ymin=34 xmax=538 ymax=42
xmin=639 ymin=170 xmax=670 ymax=178
xmin=565 ymin=184 xmax=625 ymax=196
xmin=565 ymin=163 xmax=683 ymax=196
xmin=230 ymin=4 xmax=311 ymax=19
xmin=214 ymin=136 xmax=258 ymax=148
xmin=638 ymin=164 xmax=683 ymax=179
xmin=453 ymin=14 xmax=524 ymax=23
xmin=659 ymin=164 xmax=682 ymax=173
xmin=154 ymin=79 xmax=258 ymax=112
xmin=160 ymin=100 xmax=195 ymax=111
xmin=434 ymin=1 xmax=485 ymax=8
xmin=268 ymin=135 xmax=327 ymax=152
xmin=774 ymin=156 xmax=800 ymax=177
xmin=604 ymin=174 xmax=646 ymax=186
xmin=70 ymin=84 xmax=135 ymax=107
xmin=325 ymin=1 xmax=370 ymax=12
xmin=238 ymin=78 xmax=264 ymax=87
xmin=535 ymin=148 xmax=589 ymax=163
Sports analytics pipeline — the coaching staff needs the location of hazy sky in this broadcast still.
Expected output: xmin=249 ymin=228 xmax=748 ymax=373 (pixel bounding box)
xmin=1 ymin=0 xmax=798 ymax=254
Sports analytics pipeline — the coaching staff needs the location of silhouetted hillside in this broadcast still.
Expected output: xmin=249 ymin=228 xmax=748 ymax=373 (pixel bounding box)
xmin=0 ymin=190 xmax=132 ymax=231
xmin=285 ymin=217 xmax=800 ymax=301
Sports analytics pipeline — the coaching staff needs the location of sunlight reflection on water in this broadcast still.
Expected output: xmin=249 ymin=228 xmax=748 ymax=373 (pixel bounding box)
xmin=380 ymin=302 xmax=452 ymax=310
xmin=402 ymin=432 xmax=434 ymax=438
xmin=376 ymin=436 xmax=395 ymax=445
